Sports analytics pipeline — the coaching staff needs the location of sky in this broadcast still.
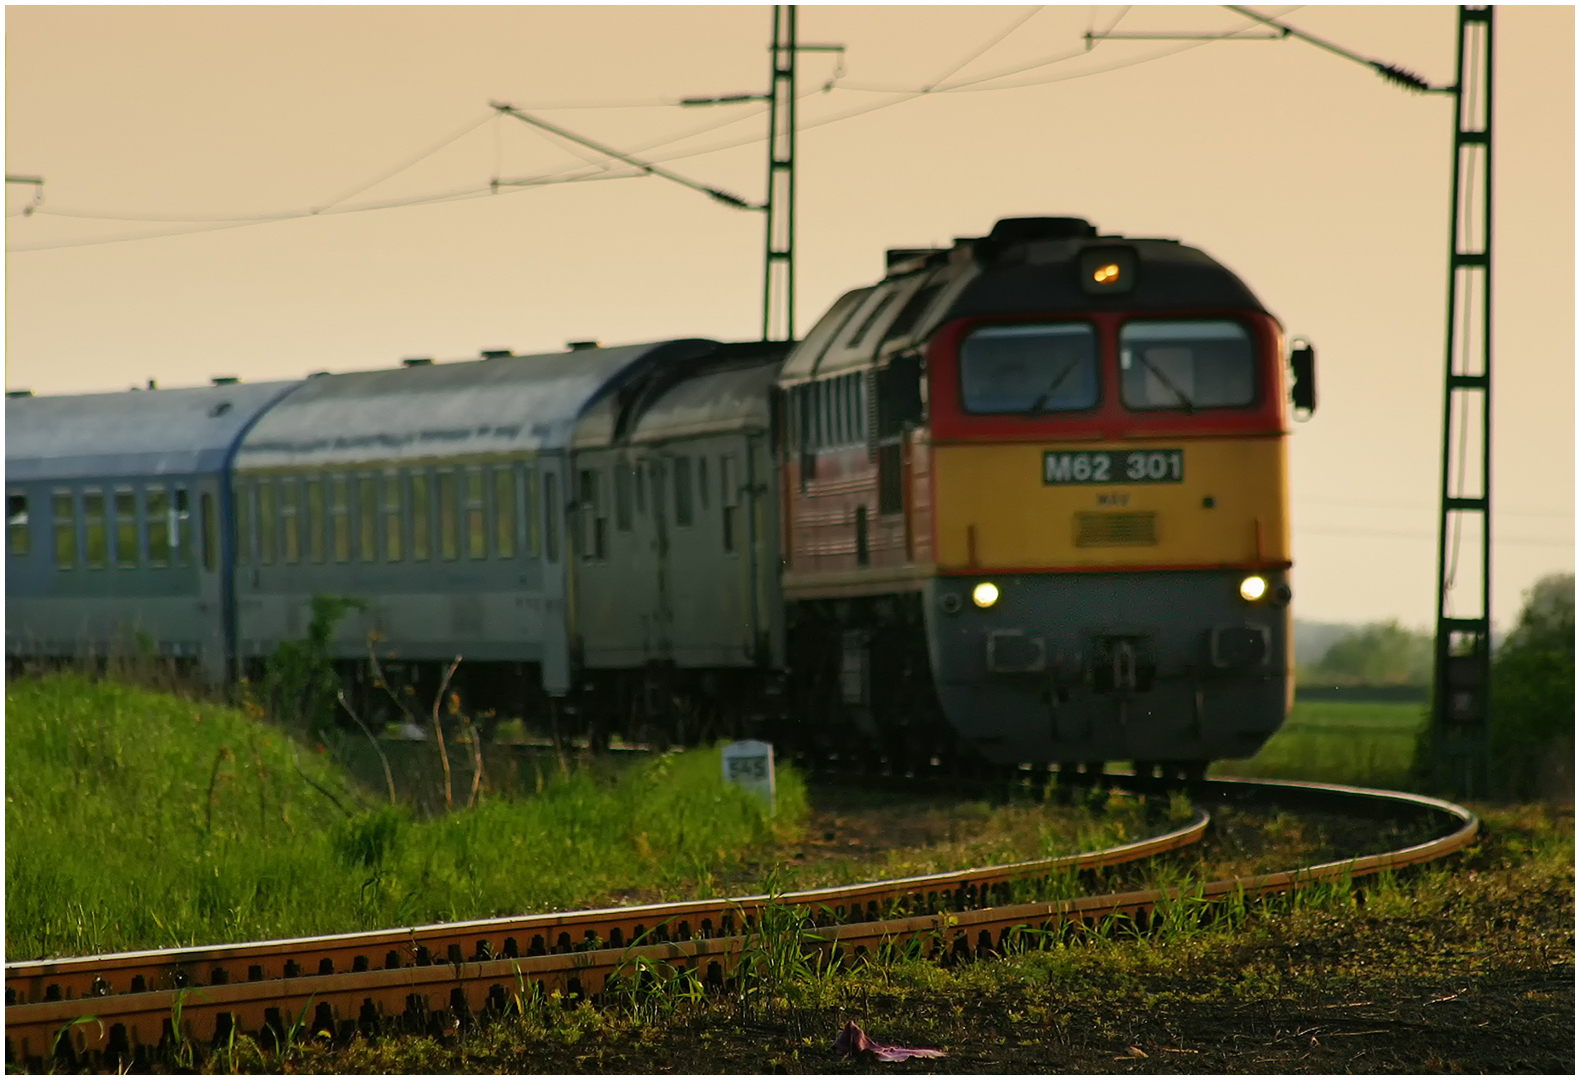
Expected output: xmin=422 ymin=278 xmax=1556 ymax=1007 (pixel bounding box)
xmin=5 ymin=5 xmax=1574 ymax=631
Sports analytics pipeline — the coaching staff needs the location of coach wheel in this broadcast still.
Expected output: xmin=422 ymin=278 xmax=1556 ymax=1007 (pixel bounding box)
xmin=1132 ymin=760 xmax=1160 ymax=779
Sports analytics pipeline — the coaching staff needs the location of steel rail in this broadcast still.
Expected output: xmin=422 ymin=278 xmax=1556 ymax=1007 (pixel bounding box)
xmin=6 ymin=778 xmax=1478 ymax=1070
xmin=5 ymin=808 xmax=1208 ymax=1013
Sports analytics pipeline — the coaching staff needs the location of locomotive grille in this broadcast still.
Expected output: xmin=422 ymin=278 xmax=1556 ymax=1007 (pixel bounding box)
xmin=1073 ymin=511 xmax=1157 ymax=547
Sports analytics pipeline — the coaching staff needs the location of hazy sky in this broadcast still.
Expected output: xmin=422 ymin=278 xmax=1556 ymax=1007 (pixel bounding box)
xmin=5 ymin=5 xmax=1573 ymax=630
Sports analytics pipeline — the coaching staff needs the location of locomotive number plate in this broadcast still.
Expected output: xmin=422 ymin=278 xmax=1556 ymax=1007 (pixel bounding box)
xmin=1043 ymin=449 xmax=1184 ymax=485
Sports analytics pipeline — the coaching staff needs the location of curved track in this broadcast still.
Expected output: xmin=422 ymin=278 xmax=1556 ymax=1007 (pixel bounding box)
xmin=5 ymin=777 xmax=1477 ymax=1071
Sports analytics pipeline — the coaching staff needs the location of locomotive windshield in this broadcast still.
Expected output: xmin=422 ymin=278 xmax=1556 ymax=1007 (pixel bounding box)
xmin=1119 ymin=320 xmax=1255 ymax=411
xmin=959 ymin=323 xmax=1098 ymax=414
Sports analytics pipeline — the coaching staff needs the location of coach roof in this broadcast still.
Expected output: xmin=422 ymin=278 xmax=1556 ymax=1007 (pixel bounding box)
xmin=6 ymin=380 xmax=300 ymax=483
xmin=234 ymin=339 xmax=720 ymax=471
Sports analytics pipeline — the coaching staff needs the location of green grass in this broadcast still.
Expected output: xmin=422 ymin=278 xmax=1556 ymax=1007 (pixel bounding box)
xmin=1215 ymin=699 xmax=1427 ymax=788
xmin=4 ymin=674 xmax=806 ymax=961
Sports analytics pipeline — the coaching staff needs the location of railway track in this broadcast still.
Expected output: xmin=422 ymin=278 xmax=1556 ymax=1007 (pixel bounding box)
xmin=5 ymin=777 xmax=1477 ymax=1072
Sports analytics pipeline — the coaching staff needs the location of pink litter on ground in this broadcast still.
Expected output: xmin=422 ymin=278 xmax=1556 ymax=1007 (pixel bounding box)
xmin=833 ymin=1020 xmax=947 ymax=1062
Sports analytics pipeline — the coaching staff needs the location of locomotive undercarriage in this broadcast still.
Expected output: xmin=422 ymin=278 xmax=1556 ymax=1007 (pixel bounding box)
xmin=780 ymin=592 xmax=970 ymax=775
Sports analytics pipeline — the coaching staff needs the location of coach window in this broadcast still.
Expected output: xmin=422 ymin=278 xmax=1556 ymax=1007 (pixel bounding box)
xmin=81 ymin=490 xmax=108 ymax=569
xmin=673 ymin=457 xmax=693 ymax=528
xmin=278 ymin=479 xmax=300 ymax=565
xmin=410 ymin=471 xmax=431 ymax=561
xmin=306 ymin=477 xmax=327 ymax=563
xmin=494 ymin=465 xmax=517 ymax=558
xmin=542 ymin=472 xmax=559 ymax=562
xmin=175 ymin=487 xmax=194 ymax=566
xmin=7 ymin=493 xmax=29 ymax=557
xmin=1119 ymin=320 xmax=1255 ymax=410
xmin=331 ymin=475 xmax=351 ymax=563
xmin=229 ymin=484 xmax=248 ymax=568
xmin=437 ymin=470 xmax=459 ymax=561
xmin=960 ymin=323 xmax=1098 ymax=414
xmin=698 ymin=456 xmax=710 ymax=512
xmin=53 ymin=489 xmax=76 ymax=569
xmin=357 ymin=475 xmax=377 ymax=562
xmin=524 ymin=470 xmax=540 ymax=558
xmin=200 ymin=492 xmax=217 ymax=572
xmin=114 ymin=487 xmax=138 ymax=568
xmin=578 ymin=468 xmax=606 ymax=560
xmin=258 ymin=481 xmax=277 ymax=565
xmin=149 ymin=486 xmax=172 ymax=567
xmin=383 ymin=472 xmax=403 ymax=561
xmin=465 ymin=467 xmax=487 ymax=559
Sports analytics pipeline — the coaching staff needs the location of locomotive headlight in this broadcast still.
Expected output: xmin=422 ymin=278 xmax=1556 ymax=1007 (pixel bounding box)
xmin=1239 ymin=575 xmax=1268 ymax=602
xmin=972 ymin=582 xmax=1000 ymax=608
xmin=1092 ymin=263 xmax=1121 ymax=284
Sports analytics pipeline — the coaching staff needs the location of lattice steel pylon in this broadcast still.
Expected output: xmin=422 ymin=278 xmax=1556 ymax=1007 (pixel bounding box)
xmin=762 ymin=5 xmax=797 ymax=343
xmin=1429 ymin=5 xmax=1495 ymax=797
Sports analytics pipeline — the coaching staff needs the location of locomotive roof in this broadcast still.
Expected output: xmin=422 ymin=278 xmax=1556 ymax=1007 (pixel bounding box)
xmin=5 ymin=380 xmax=300 ymax=483
xmin=233 ymin=339 xmax=720 ymax=471
xmin=780 ymin=221 xmax=1269 ymax=382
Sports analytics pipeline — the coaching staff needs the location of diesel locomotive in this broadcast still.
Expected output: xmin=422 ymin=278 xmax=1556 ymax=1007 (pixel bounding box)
xmin=5 ymin=215 xmax=1315 ymax=776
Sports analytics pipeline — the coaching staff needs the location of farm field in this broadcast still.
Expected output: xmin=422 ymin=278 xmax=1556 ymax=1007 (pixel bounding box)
xmin=1214 ymin=699 xmax=1426 ymax=789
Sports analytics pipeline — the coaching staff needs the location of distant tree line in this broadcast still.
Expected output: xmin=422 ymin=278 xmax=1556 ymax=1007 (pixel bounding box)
xmin=1487 ymin=572 xmax=1574 ymax=799
xmin=1298 ymin=620 xmax=1434 ymax=687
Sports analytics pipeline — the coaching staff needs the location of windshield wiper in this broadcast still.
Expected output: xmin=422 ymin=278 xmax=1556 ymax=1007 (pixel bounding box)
xmin=1133 ymin=352 xmax=1195 ymax=414
xmin=1025 ymin=358 xmax=1082 ymax=416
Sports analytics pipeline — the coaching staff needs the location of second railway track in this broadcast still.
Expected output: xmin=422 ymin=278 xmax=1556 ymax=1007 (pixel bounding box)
xmin=6 ymin=776 xmax=1478 ymax=1071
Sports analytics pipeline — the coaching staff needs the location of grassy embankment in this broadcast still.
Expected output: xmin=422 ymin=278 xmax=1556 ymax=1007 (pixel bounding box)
xmin=1215 ymin=699 xmax=1425 ymax=789
xmin=4 ymin=673 xmax=1147 ymax=963
xmin=4 ymin=673 xmax=813 ymax=961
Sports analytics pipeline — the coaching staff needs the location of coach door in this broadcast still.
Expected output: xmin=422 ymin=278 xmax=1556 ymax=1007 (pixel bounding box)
xmin=193 ymin=476 xmax=227 ymax=685
xmin=647 ymin=456 xmax=673 ymax=659
xmin=743 ymin=434 xmax=784 ymax=667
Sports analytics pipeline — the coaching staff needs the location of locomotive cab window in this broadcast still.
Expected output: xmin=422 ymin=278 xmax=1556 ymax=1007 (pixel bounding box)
xmin=959 ymin=323 xmax=1098 ymax=414
xmin=1120 ymin=320 xmax=1255 ymax=411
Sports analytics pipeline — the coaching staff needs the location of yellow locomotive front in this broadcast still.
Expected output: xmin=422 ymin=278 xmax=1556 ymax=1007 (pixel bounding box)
xmin=918 ymin=226 xmax=1307 ymax=775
